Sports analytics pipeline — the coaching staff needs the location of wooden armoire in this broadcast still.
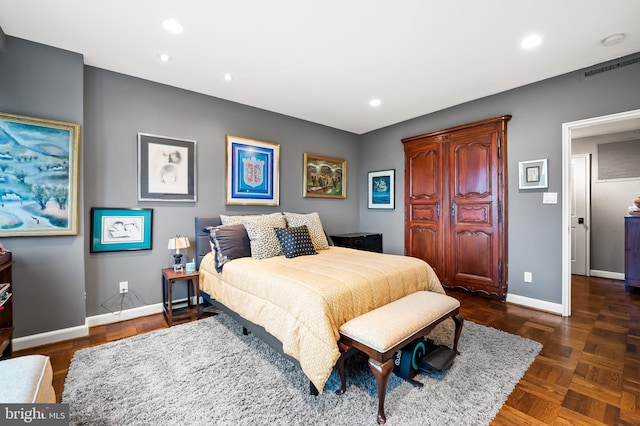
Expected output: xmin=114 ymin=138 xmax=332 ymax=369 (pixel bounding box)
xmin=402 ymin=115 xmax=510 ymax=300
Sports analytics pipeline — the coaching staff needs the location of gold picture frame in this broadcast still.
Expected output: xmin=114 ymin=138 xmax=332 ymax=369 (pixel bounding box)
xmin=303 ymin=153 xmax=346 ymax=199
xmin=225 ymin=135 xmax=280 ymax=206
xmin=0 ymin=112 xmax=80 ymax=236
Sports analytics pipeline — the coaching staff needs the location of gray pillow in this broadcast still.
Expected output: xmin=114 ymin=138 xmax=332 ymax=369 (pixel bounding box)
xmin=208 ymin=224 xmax=251 ymax=272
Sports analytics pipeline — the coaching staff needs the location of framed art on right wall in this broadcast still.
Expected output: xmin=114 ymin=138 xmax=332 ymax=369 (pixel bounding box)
xmin=367 ymin=169 xmax=395 ymax=209
xmin=519 ymin=159 xmax=548 ymax=189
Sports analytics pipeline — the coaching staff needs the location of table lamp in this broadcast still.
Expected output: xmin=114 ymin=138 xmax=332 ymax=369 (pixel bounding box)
xmin=168 ymin=235 xmax=190 ymax=272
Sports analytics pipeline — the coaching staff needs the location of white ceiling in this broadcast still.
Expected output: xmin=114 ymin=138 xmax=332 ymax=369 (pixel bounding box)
xmin=1 ymin=0 xmax=639 ymax=134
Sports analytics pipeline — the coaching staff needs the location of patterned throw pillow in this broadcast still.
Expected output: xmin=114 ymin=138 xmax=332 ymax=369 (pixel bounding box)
xmin=242 ymin=213 xmax=287 ymax=259
xmin=283 ymin=212 xmax=329 ymax=250
xmin=275 ymin=226 xmax=318 ymax=258
xmin=207 ymin=224 xmax=251 ymax=272
xmin=220 ymin=214 xmax=247 ymax=226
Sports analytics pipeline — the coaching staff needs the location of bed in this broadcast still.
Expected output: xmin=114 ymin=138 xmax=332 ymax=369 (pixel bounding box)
xmin=195 ymin=213 xmax=445 ymax=394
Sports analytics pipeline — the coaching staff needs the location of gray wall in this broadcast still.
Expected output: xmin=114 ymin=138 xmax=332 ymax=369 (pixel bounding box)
xmin=573 ymin=130 xmax=640 ymax=273
xmin=0 ymin=37 xmax=86 ymax=336
xmin=83 ymin=67 xmax=360 ymax=318
xmin=2 ymin=32 xmax=640 ymax=337
xmin=360 ymin=59 xmax=640 ymax=304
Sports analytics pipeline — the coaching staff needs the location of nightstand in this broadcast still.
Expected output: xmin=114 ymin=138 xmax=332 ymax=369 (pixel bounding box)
xmin=162 ymin=268 xmax=201 ymax=327
xmin=330 ymin=233 xmax=383 ymax=253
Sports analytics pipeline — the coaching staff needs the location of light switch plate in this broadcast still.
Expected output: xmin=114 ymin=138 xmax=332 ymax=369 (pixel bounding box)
xmin=543 ymin=192 xmax=558 ymax=204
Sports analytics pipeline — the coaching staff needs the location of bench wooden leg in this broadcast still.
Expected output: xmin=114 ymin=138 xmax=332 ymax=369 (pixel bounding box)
xmin=368 ymin=358 xmax=393 ymax=424
xmin=452 ymin=314 xmax=464 ymax=354
xmin=335 ymin=342 xmax=350 ymax=395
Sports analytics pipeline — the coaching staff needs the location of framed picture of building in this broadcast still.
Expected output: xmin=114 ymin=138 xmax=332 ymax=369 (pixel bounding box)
xmin=303 ymin=153 xmax=346 ymax=199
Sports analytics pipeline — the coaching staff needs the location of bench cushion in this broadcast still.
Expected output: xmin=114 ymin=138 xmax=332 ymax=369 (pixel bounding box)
xmin=0 ymin=355 xmax=56 ymax=403
xmin=339 ymin=291 xmax=460 ymax=353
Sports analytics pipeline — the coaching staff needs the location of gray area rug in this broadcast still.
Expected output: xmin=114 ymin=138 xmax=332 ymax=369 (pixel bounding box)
xmin=62 ymin=314 xmax=541 ymax=425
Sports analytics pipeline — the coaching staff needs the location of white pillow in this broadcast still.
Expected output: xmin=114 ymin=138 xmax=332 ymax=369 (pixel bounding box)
xmin=284 ymin=212 xmax=329 ymax=250
xmin=241 ymin=213 xmax=287 ymax=259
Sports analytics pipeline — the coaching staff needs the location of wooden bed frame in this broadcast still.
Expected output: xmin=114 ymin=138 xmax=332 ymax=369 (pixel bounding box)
xmin=195 ymin=216 xmax=321 ymax=395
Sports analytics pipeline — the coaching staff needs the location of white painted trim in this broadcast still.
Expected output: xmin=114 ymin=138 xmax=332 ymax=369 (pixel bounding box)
xmin=12 ymin=303 xmax=163 ymax=351
xmin=13 ymin=324 xmax=88 ymax=352
xmin=86 ymin=303 xmax=163 ymax=327
xmin=506 ymin=293 xmax=563 ymax=315
xmin=589 ymin=270 xmax=625 ymax=281
xmin=561 ymin=108 xmax=640 ymax=318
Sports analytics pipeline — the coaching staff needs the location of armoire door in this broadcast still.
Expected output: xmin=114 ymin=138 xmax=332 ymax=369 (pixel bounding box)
xmin=403 ymin=116 xmax=510 ymax=300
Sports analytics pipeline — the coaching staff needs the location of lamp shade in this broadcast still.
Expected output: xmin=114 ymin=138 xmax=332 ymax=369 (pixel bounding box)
xmin=168 ymin=236 xmax=190 ymax=251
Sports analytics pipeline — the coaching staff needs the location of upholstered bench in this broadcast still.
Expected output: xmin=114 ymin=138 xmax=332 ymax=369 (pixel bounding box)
xmin=336 ymin=291 xmax=463 ymax=424
xmin=0 ymin=355 xmax=56 ymax=403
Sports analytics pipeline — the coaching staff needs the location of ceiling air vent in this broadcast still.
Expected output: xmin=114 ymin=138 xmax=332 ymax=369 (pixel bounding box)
xmin=581 ymin=53 xmax=640 ymax=80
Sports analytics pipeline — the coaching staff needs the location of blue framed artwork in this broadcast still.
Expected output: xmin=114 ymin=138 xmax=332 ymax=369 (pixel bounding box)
xmin=368 ymin=169 xmax=395 ymax=209
xmin=90 ymin=208 xmax=153 ymax=253
xmin=225 ymin=135 xmax=280 ymax=206
xmin=0 ymin=112 xmax=80 ymax=237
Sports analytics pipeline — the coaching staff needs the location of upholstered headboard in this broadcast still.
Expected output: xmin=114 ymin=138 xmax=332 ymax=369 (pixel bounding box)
xmin=194 ymin=216 xmax=221 ymax=269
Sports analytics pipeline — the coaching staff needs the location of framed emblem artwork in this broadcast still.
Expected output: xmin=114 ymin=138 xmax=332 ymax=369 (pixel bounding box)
xmin=225 ymin=135 xmax=280 ymax=206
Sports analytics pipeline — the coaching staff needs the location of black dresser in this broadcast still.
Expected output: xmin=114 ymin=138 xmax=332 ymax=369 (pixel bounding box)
xmin=330 ymin=232 xmax=383 ymax=253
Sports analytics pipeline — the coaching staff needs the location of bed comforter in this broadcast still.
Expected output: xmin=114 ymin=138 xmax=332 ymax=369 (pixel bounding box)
xmin=199 ymin=246 xmax=445 ymax=392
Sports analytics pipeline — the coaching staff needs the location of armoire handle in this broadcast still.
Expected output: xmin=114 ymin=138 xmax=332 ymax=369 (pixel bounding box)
xmin=451 ymin=202 xmax=456 ymax=217
xmin=436 ymin=201 xmax=440 ymax=218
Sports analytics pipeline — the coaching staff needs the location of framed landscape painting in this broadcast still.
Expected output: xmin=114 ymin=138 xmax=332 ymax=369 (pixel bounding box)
xmin=138 ymin=133 xmax=197 ymax=202
xmin=90 ymin=207 xmax=153 ymax=253
xmin=368 ymin=169 xmax=395 ymax=209
xmin=0 ymin=112 xmax=80 ymax=237
xmin=303 ymin=153 xmax=346 ymax=199
xmin=225 ymin=135 xmax=280 ymax=206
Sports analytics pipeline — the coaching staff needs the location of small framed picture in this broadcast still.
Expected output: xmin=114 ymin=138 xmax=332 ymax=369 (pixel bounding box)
xmin=225 ymin=135 xmax=280 ymax=206
xmin=519 ymin=159 xmax=548 ymax=189
xmin=138 ymin=133 xmax=197 ymax=202
xmin=303 ymin=153 xmax=346 ymax=199
xmin=368 ymin=169 xmax=395 ymax=209
xmin=90 ymin=208 xmax=153 ymax=253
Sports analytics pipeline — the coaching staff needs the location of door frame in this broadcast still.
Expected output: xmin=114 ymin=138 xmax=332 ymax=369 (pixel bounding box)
xmin=570 ymin=153 xmax=590 ymax=277
xmin=561 ymin=108 xmax=640 ymax=316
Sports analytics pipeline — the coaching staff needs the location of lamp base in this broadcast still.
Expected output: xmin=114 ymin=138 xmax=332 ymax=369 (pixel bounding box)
xmin=173 ymin=253 xmax=184 ymax=272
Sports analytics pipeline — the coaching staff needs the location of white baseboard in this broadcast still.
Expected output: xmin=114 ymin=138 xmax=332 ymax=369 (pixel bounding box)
xmin=85 ymin=303 xmax=163 ymax=327
xmin=13 ymin=303 xmax=163 ymax=351
xmin=506 ymin=293 xmax=564 ymax=315
xmin=589 ymin=270 xmax=625 ymax=281
xmin=13 ymin=324 xmax=89 ymax=352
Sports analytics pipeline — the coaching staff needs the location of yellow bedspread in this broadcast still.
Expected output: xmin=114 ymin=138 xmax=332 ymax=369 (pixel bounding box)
xmin=199 ymin=246 xmax=444 ymax=392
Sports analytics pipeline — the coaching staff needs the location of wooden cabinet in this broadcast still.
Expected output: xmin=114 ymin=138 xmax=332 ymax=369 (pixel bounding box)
xmin=331 ymin=233 xmax=383 ymax=253
xmin=0 ymin=259 xmax=13 ymax=358
xmin=625 ymin=216 xmax=640 ymax=292
xmin=402 ymin=116 xmax=510 ymax=300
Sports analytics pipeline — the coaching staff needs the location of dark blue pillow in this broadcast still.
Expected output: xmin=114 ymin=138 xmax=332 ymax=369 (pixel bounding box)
xmin=275 ymin=226 xmax=317 ymax=258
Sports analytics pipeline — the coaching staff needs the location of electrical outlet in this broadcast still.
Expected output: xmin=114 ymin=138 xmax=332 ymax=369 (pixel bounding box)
xmin=524 ymin=272 xmax=533 ymax=283
xmin=119 ymin=281 xmax=129 ymax=293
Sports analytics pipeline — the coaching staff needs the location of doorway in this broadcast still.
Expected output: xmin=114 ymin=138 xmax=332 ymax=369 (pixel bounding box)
xmin=561 ymin=108 xmax=640 ymax=316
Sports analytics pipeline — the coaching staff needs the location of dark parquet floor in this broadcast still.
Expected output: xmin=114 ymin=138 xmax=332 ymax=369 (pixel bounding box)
xmin=13 ymin=275 xmax=640 ymax=425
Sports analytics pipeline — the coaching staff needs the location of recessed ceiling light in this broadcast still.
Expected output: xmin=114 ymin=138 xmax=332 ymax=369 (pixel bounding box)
xmin=601 ymin=33 xmax=626 ymax=47
xmin=521 ymin=34 xmax=542 ymax=49
xmin=369 ymin=98 xmax=382 ymax=107
xmin=158 ymin=53 xmax=171 ymax=62
xmin=162 ymin=19 xmax=183 ymax=34
xmin=223 ymin=73 xmax=233 ymax=81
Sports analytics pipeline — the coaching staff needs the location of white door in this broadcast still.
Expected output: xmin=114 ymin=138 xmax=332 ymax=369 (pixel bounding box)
xmin=570 ymin=154 xmax=590 ymax=275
